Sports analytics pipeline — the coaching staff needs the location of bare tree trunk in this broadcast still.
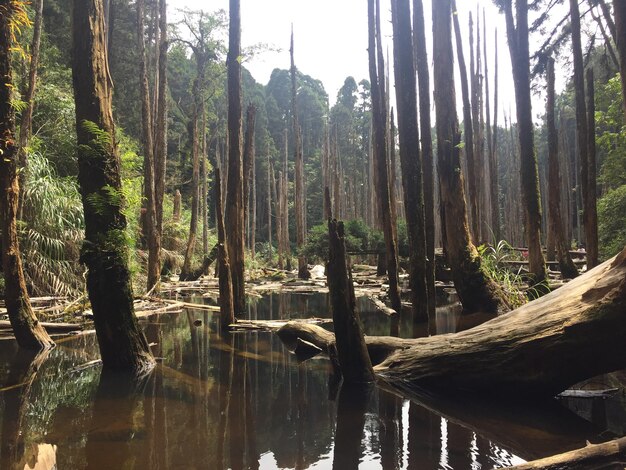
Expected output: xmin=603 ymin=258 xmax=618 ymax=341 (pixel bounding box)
xmin=490 ymin=28 xmax=502 ymax=242
xmin=283 ymin=128 xmax=291 ymax=270
xmin=433 ymin=0 xmax=505 ymax=313
xmin=72 ymin=0 xmax=154 ymax=371
xmin=242 ymin=105 xmax=256 ymax=256
xmin=369 ymin=0 xmax=402 ymax=314
xmin=471 ymin=10 xmax=485 ymax=242
xmin=173 ymin=189 xmax=181 ymax=222
xmin=391 ymin=0 xmax=429 ymax=323
xmin=250 ymin=136 xmax=256 ymax=258
xmin=547 ymin=58 xmax=579 ymax=279
xmin=452 ymin=1 xmax=479 ymax=244
xmin=483 ymin=10 xmax=494 ymax=242
xmin=588 ymin=1 xmax=619 ymax=69
xmin=503 ymin=0 xmax=547 ymax=285
xmin=586 ymin=68 xmax=599 ymax=267
xmin=290 ymin=30 xmax=309 ymax=280
xmin=137 ymin=0 xmax=160 ymax=292
xmin=413 ymin=0 xmax=436 ymax=322
xmin=276 ymin=169 xmax=284 ymax=269
xmin=225 ymin=0 xmax=246 ymax=314
xmin=17 ymin=0 xmax=44 ymax=218
xmin=0 ymin=0 xmax=53 ymax=351
xmin=267 ymin=150 xmax=273 ymax=263
xmin=215 ymin=168 xmax=234 ymax=329
xmin=327 ymin=220 xmax=374 ymax=384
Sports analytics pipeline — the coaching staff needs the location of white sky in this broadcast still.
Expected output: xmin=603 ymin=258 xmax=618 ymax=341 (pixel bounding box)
xmin=177 ymin=0 xmax=572 ymax=123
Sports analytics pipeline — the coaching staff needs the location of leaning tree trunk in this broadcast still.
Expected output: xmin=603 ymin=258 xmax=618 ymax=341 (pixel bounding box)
xmin=0 ymin=0 xmax=54 ymax=351
xmin=225 ymin=0 xmax=246 ymax=314
xmin=290 ymin=30 xmax=310 ymax=280
xmin=72 ymin=0 xmax=154 ymax=372
xmin=391 ymin=0 xmax=429 ymax=322
xmin=504 ymin=0 xmax=547 ymax=285
xmin=547 ymin=58 xmax=579 ymax=279
xmin=413 ymin=0 xmax=436 ymax=322
xmin=432 ymin=0 xmax=505 ymax=313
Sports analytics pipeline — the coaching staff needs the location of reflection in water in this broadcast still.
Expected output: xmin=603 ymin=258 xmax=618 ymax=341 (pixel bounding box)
xmin=0 ymin=292 xmax=620 ymax=468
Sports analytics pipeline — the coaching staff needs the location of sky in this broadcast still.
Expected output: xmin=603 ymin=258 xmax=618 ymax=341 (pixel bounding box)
xmin=176 ymin=0 xmax=571 ymax=122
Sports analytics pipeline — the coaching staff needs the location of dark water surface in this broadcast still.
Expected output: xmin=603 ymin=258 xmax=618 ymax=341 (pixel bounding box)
xmin=0 ymin=292 xmax=619 ymax=469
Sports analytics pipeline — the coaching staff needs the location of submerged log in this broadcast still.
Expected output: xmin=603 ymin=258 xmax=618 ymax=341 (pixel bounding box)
xmin=504 ymin=436 xmax=626 ymax=469
xmin=278 ymin=247 xmax=626 ymax=397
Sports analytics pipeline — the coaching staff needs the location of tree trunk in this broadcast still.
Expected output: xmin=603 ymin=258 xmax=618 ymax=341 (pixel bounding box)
xmin=242 ymin=104 xmax=256 ymax=256
xmin=547 ymin=58 xmax=579 ymax=279
xmin=215 ymin=169 xmax=234 ymax=329
xmin=282 ymin=128 xmax=291 ymax=270
xmin=267 ymin=151 xmax=273 ymax=263
xmin=391 ymin=0 xmax=429 ymax=322
xmin=17 ymin=0 xmax=44 ymax=218
xmin=490 ymin=28 xmax=502 ymax=242
xmin=225 ymin=0 xmax=246 ymax=314
xmin=327 ymin=220 xmax=374 ymax=384
xmin=504 ymin=0 xmax=547 ymax=285
xmin=173 ymin=189 xmax=181 ymax=222
xmin=290 ymin=30 xmax=310 ymax=280
xmin=0 ymin=0 xmax=54 ymax=351
xmin=452 ymin=1 xmax=479 ymax=245
xmin=71 ymin=0 xmax=154 ymax=372
xmin=137 ymin=0 xmax=160 ymax=292
xmin=614 ymin=1 xmax=626 ymax=119
xmin=413 ymin=0 xmax=436 ymax=322
xmin=586 ymin=68 xmax=599 ymax=267
xmin=432 ymin=0 xmax=505 ymax=314
xmin=470 ymin=11 xmax=484 ymax=242
xmin=368 ymin=0 xmax=402 ymax=314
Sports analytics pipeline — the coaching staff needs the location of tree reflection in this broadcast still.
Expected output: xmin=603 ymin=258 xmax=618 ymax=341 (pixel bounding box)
xmin=332 ymin=383 xmax=373 ymax=470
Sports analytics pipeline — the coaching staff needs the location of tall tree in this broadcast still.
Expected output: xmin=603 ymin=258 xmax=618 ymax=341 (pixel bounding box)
xmin=433 ymin=0 xmax=504 ymax=313
xmin=154 ymin=0 xmax=167 ymax=244
xmin=547 ymin=58 xmax=579 ymax=279
xmin=391 ymin=0 xmax=429 ymax=322
xmin=586 ymin=68 xmax=599 ymax=267
xmin=413 ymin=0 xmax=436 ymax=321
xmin=72 ymin=0 xmax=154 ymax=371
xmin=501 ymin=0 xmax=547 ymax=285
xmin=490 ymin=28 xmax=501 ymax=242
xmin=0 ymin=0 xmax=54 ymax=350
xmin=225 ymin=0 xmax=246 ymax=314
xmin=368 ymin=0 xmax=402 ymax=314
xmin=615 ymin=0 xmax=626 ymax=117
xmin=290 ymin=29 xmax=310 ymax=280
xmin=136 ymin=0 xmax=159 ymax=291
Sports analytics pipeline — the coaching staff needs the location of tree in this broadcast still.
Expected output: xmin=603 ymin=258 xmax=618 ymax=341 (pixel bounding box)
xmin=500 ymin=0 xmax=547 ymax=285
xmin=433 ymin=0 xmax=505 ymax=313
xmin=614 ymin=0 xmax=626 ymax=117
xmin=391 ymin=0 xmax=429 ymax=322
xmin=225 ymin=0 xmax=246 ymax=314
xmin=71 ymin=0 xmax=154 ymax=371
xmin=0 ymin=0 xmax=54 ymax=351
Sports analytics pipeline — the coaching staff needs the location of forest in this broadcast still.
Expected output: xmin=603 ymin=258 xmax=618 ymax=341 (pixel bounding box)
xmin=1 ymin=0 xmax=626 ymax=468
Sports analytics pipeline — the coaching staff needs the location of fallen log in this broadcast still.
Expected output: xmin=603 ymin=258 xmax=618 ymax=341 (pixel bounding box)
xmin=0 ymin=321 xmax=82 ymax=333
xmin=278 ymin=247 xmax=626 ymax=397
xmin=504 ymin=436 xmax=626 ymax=469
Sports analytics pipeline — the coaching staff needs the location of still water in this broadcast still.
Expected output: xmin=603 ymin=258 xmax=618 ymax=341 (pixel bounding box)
xmin=0 ymin=292 xmax=618 ymax=469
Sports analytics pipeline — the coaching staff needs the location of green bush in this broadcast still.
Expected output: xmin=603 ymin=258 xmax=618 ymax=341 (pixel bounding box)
xmin=598 ymin=185 xmax=626 ymax=260
xmin=301 ymin=219 xmax=384 ymax=262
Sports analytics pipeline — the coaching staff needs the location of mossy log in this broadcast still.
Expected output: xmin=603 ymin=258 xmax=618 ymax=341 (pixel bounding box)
xmin=278 ymin=247 xmax=626 ymax=397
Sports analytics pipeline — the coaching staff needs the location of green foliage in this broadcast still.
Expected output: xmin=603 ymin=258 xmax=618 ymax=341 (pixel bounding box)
xmin=301 ymin=219 xmax=383 ymax=263
xmin=20 ymin=153 xmax=85 ymax=296
xmin=477 ymin=240 xmax=527 ymax=309
xmin=598 ymin=185 xmax=626 ymax=260
xmin=596 ymin=74 xmax=626 ymax=191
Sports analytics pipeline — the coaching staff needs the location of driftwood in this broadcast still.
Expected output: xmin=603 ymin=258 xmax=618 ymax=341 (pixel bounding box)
xmin=178 ymin=243 xmax=219 ymax=282
xmin=0 ymin=321 xmax=82 ymax=333
xmin=504 ymin=436 xmax=626 ymax=469
xmin=277 ymin=248 xmax=626 ymax=397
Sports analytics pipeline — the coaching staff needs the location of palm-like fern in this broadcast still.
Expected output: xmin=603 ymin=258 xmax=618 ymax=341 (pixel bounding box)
xmin=19 ymin=153 xmax=85 ymax=297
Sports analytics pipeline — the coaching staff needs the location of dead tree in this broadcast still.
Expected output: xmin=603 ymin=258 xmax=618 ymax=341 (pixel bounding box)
xmin=391 ymin=0 xmax=429 ymax=322
xmin=0 ymin=0 xmax=54 ymax=351
xmin=490 ymin=28 xmax=501 ymax=242
xmin=290 ymin=29 xmax=310 ymax=280
xmin=215 ymin=169 xmax=234 ymax=329
xmin=72 ymin=0 xmax=154 ymax=372
xmin=586 ymin=68 xmax=599 ymax=268
xmin=242 ymin=104 xmax=256 ymax=256
xmin=547 ymin=58 xmax=579 ymax=279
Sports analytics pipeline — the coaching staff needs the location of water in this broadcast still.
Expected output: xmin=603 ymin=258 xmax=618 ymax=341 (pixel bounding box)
xmin=0 ymin=292 xmax=617 ymax=469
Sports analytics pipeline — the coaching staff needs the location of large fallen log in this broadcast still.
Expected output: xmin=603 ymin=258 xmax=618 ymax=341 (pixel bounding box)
xmin=504 ymin=436 xmax=626 ymax=469
xmin=277 ymin=247 xmax=626 ymax=397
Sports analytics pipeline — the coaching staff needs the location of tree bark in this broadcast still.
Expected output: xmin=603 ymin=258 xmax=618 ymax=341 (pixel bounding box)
xmin=547 ymin=58 xmax=579 ymax=279
xmin=242 ymin=104 xmax=256 ymax=256
xmin=615 ymin=1 xmax=626 ymax=118
xmin=290 ymin=30 xmax=310 ymax=280
xmin=368 ymin=0 xmax=402 ymax=314
xmin=490 ymin=28 xmax=502 ymax=242
xmin=137 ymin=0 xmax=160 ymax=292
xmin=225 ymin=0 xmax=246 ymax=314
xmin=413 ymin=0 xmax=436 ymax=322
xmin=0 ymin=0 xmax=54 ymax=351
xmin=327 ymin=220 xmax=374 ymax=384
xmin=391 ymin=0 xmax=429 ymax=323
xmin=586 ymin=68 xmax=599 ymax=267
xmin=503 ymin=0 xmax=547 ymax=285
xmin=17 ymin=0 xmax=44 ymax=219
xmin=215 ymin=168 xmax=234 ymax=329
xmin=71 ymin=0 xmax=154 ymax=372
xmin=432 ymin=0 xmax=505 ymax=313
xmin=452 ymin=1 xmax=479 ymax=245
